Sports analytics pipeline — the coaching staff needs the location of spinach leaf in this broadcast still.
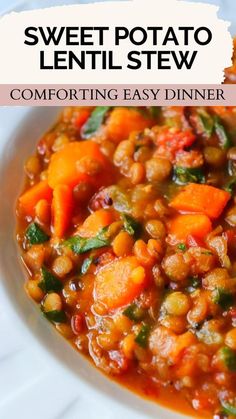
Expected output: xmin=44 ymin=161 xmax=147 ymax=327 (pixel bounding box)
xmin=135 ymin=324 xmax=150 ymax=348
xmin=64 ymin=229 xmax=110 ymax=255
xmin=26 ymin=222 xmax=49 ymax=244
xmin=122 ymin=214 xmax=142 ymax=238
xmin=43 ymin=310 xmax=67 ymax=323
xmin=38 ymin=267 xmax=63 ymax=293
xmin=214 ymin=116 xmax=232 ymax=149
xmin=212 ymin=288 xmax=234 ymax=310
xmin=81 ymin=257 xmax=93 ymax=274
xmin=197 ymin=109 xmax=214 ymax=137
xmin=82 ymin=107 xmax=111 ymax=138
xmin=173 ymin=166 xmax=205 ymax=185
xmin=222 ymin=400 xmax=236 ymax=416
xmin=123 ymin=303 xmax=145 ymax=322
xmin=219 ymin=347 xmax=236 ymax=372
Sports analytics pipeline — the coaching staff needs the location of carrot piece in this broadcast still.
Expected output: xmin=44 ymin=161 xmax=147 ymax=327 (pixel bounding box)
xmin=52 ymin=184 xmax=73 ymax=238
xmin=48 ymin=141 xmax=111 ymax=189
xmin=169 ymin=183 xmax=230 ymax=219
xmin=168 ymin=214 xmax=212 ymax=244
xmin=94 ymin=256 xmax=146 ymax=310
xmin=19 ymin=180 xmax=52 ymax=217
xmin=105 ymin=108 xmax=153 ymax=143
xmin=78 ymin=209 xmax=116 ymax=238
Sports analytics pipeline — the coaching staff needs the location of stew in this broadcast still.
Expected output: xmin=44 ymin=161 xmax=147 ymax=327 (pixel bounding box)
xmin=16 ymin=49 xmax=236 ymax=418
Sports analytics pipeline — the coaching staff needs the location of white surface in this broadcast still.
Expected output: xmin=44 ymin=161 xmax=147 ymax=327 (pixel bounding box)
xmin=0 ymin=1 xmax=235 ymax=419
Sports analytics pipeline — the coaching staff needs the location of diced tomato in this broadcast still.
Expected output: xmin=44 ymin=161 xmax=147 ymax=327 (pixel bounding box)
xmin=155 ymin=127 xmax=196 ymax=162
xmin=192 ymin=389 xmax=218 ymax=412
xmin=187 ymin=234 xmax=205 ymax=248
xmin=75 ymin=109 xmax=90 ymax=130
xmin=229 ymin=307 xmax=236 ymax=319
xmin=71 ymin=314 xmax=84 ymax=335
xmin=224 ymin=229 xmax=236 ymax=251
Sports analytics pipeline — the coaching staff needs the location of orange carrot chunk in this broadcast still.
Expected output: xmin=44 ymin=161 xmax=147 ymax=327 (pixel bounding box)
xmin=78 ymin=209 xmax=116 ymax=238
xmin=168 ymin=214 xmax=212 ymax=244
xmin=19 ymin=180 xmax=52 ymax=217
xmin=169 ymin=183 xmax=230 ymax=219
xmin=48 ymin=141 xmax=112 ymax=190
xmin=94 ymin=256 xmax=146 ymax=310
xmin=52 ymin=184 xmax=73 ymax=238
xmin=105 ymin=108 xmax=153 ymax=143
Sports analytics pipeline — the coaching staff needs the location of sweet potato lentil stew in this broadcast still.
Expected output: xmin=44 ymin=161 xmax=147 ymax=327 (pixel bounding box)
xmin=16 ymin=48 xmax=236 ymax=418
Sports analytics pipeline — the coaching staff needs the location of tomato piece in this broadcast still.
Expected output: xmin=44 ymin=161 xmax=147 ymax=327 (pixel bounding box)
xmin=187 ymin=234 xmax=206 ymax=248
xmin=155 ymin=127 xmax=196 ymax=162
xmin=75 ymin=109 xmax=90 ymax=130
xmin=71 ymin=314 xmax=83 ymax=335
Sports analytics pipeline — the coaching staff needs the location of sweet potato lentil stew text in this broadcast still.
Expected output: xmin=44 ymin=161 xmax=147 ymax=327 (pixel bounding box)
xmin=16 ymin=45 xmax=236 ymax=419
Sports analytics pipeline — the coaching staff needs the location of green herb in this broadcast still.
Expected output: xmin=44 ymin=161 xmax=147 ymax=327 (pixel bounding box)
xmin=82 ymin=106 xmax=111 ymax=138
xmin=135 ymin=324 xmax=150 ymax=348
xmin=43 ymin=310 xmax=67 ymax=323
xmin=65 ymin=235 xmax=109 ymax=254
xmin=214 ymin=116 xmax=232 ymax=149
xmin=122 ymin=214 xmax=142 ymax=238
xmin=224 ymin=177 xmax=236 ymax=194
xmin=25 ymin=223 xmax=49 ymax=245
xmin=197 ymin=109 xmax=214 ymax=137
xmin=219 ymin=347 xmax=236 ymax=372
xmin=201 ymin=250 xmax=213 ymax=255
xmin=38 ymin=267 xmax=63 ymax=293
xmin=213 ymin=288 xmax=234 ymax=310
xmin=123 ymin=303 xmax=145 ymax=322
xmin=222 ymin=400 xmax=236 ymax=416
xmin=173 ymin=166 xmax=205 ymax=185
xmin=64 ymin=228 xmax=110 ymax=255
xmin=81 ymin=257 xmax=93 ymax=275
xmin=177 ymin=243 xmax=187 ymax=252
